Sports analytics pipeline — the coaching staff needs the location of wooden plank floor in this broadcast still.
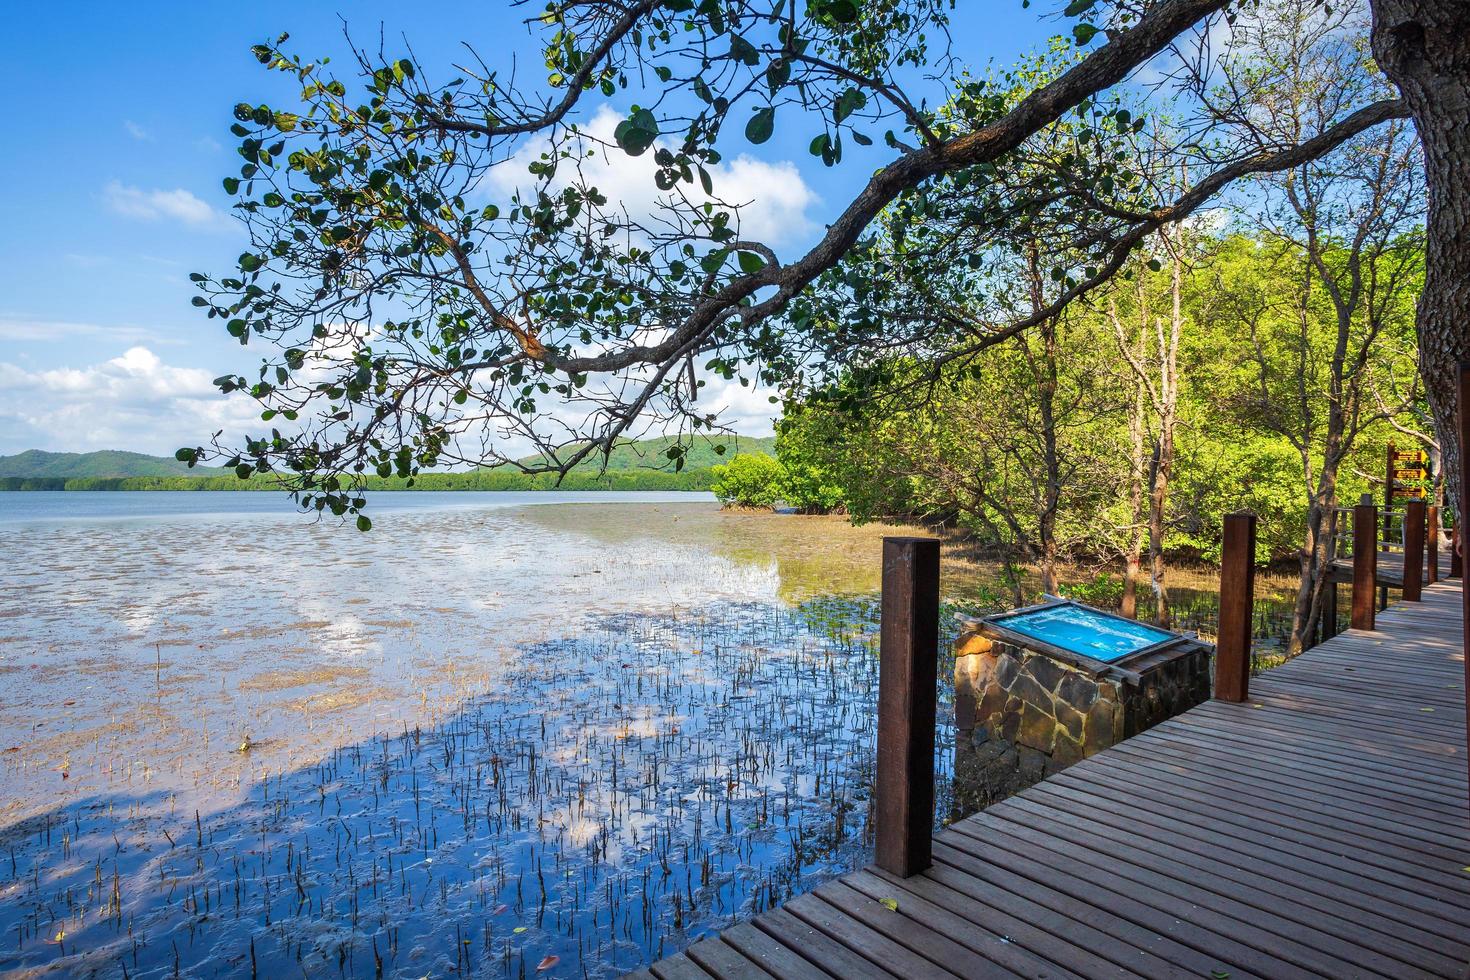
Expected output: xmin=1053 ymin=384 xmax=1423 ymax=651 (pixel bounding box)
xmin=635 ymin=582 xmax=1470 ymax=980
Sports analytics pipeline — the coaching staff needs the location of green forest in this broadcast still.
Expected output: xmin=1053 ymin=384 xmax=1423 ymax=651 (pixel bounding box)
xmin=715 ymin=189 xmax=1427 ymax=659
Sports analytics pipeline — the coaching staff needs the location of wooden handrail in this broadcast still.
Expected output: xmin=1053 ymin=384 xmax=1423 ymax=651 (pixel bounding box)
xmin=1458 ymin=363 xmax=1470 ymax=808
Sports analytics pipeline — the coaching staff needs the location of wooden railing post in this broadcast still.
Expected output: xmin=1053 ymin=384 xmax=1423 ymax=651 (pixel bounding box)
xmin=1215 ymin=513 xmax=1256 ymax=703
xmin=875 ymin=536 xmax=940 ymax=878
xmin=1351 ymin=497 xmax=1378 ymax=631
xmin=1458 ymin=363 xmax=1470 ymax=807
xmin=1382 ymin=444 xmax=1395 ymax=613
xmin=1427 ymin=504 xmax=1439 ymax=586
xmin=1403 ymin=499 xmax=1425 ymax=602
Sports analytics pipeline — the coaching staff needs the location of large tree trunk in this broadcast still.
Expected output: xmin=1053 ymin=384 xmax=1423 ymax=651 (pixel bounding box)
xmin=1369 ymin=0 xmax=1470 ymax=807
xmin=1038 ymin=314 xmax=1062 ymax=595
xmin=1148 ymin=437 xmax=1172 ymax=625
xmin=1025 ymin=242 xmax=1064 ymax=596
xmin=1289 ymin=479 xmax=1339 ymax=655
xmin=1123 ymin=384 xmax=1147 ymax=619
xmin=1372 ymin=1 xmax=1470 ymax=511
xmin=1148 ymin=248 xmax=1184 ymax=628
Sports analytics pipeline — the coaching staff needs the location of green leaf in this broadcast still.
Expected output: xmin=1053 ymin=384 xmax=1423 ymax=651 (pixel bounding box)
xmin=239 ymin=253 xmax=263 ymax=273
xmin=222 ymin=177 xmax=240 ymax=194
xmin=737 ymin=251 xmax=766 ymax=274
xmin=816 ymin=0 xmax=859 ymax=24
xmin=613 ymin=108 xmax=659 ymax=156
xmin=834 ymin=88 xmax=866 ymax=124
xmin=879 ymin=897 xmax=899 ymax=912
xmin=700 ymin=248 xmax=730 ymax=274
xmin=745 ymin=107 xmax=775 ymax=145
xmin=1073 ymin=23 xmax=1100 ymax=45
xmin=729 ymin=35 xmax=759 ymax=66
xmin=356 ymin=514 xmax=372 ymax=532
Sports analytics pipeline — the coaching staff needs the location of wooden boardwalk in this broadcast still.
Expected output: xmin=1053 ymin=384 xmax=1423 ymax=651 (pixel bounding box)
xmin=1329 ymin=547 xmax=1453 ymax=587
xmin=635 ymin=583 xmax=1470 ymax=980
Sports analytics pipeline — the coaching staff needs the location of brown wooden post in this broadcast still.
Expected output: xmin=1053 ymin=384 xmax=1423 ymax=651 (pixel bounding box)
xmin=1403 ymin=499 xmax=1425 ymax=602
xmin=1215 ymin=513 xmax=1256 ymax=703
xmin=875 ymin=536 xmax=940 ymax=878
xmin=1458 ymin=364 xmax=1470 ymax=807
xmin=1351 ymin=497 xmax=1378 ymax=631
xmin=1382 ymin=443 xmax=1395 ymax=612
xmin=1427 ymin=504 xmax=1440 ymax=585
xmin=1452 ymin=525 xmax=1462 ymax=579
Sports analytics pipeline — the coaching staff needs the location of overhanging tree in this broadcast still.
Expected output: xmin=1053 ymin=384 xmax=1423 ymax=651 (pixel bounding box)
xmin=184 ymin=0 xmax=1450 ymax=525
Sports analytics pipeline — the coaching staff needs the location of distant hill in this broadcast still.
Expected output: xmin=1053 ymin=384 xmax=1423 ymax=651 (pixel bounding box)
xmin=513 ymin=434 xmax=775 ymax=472
xmin=0 ymin=437 xmax=773 ymax=485
xmin=0 ymin=450 xmax=228 ymax=479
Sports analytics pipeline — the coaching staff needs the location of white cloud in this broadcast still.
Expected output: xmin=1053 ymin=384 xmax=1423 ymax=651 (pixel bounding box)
xmin=698 ymin=373 xmax=779 ymax=436
xmin=103 ymin=180 xmax=227 ymax=229
xmin=124 ymin=120 xmax=151 ymax=141
xmin=0 ymin=347 xmax=260 ymax=456
xmin=0 ymin=315 xmax=167 ymax=345
xmin=483 ymin=106 xmax=819 ymax=249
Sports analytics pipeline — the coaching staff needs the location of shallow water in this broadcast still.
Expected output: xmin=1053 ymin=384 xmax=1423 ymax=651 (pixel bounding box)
xmin=0 ymin=492 xmax=1300 ymax=978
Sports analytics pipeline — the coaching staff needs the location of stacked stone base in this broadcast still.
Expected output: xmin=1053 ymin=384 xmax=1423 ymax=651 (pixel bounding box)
xmin=952 ymin=628 xmax=1209 ymax=818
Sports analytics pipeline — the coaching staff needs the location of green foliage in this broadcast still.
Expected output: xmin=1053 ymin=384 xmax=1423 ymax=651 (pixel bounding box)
xmin=1057 ymin=573 xmax=1125 ymax=606
xmin=775 ymin=227 xmax=1427 ymax=565
xmin=772 ymin=418 xmax=845 ymax=513
xmin=710 ymin=454 xmax=784 ymax=509
xmin=515 ymin=435 xmax=773 ymax=474
xmin=184 ymin=0 xmax=1139 ymax=521
xmin=0 ymin=478 xmax=69 ymax=491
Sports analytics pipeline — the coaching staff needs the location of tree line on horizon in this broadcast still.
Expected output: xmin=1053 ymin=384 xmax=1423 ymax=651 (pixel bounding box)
xmin=0 ymin=468 xmax=724 ymax=493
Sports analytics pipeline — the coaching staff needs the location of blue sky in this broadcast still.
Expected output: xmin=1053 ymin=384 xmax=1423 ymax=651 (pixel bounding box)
xmin=0 ymin=1 xmax=1053 ymax=457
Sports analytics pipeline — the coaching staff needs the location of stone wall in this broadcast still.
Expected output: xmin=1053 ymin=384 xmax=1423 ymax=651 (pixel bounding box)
xmin=952 ymin=625 xmax=1210 ymax=818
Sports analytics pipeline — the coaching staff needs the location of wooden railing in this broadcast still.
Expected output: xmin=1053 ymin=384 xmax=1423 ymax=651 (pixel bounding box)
xmin=873 ymin=495 xmax=1447 ymax=877
xmin=1221 ymin=496 xmax=1436 ymax=699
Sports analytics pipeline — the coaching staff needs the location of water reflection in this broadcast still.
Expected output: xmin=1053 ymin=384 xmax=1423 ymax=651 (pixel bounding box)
xmin=0 ymin=494 xmax=1300 ymax=977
